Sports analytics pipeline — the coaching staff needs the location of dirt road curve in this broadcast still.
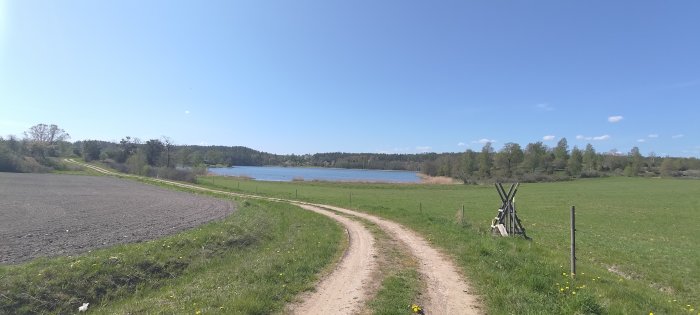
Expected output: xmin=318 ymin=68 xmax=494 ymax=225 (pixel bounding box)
xmin=66 ymin=160 xmax=482 ymax=314
xmin=321 ymin=205 xmax=481 ymax=314
xmin=289 ymin=204 xmax=377 ymax=315
xmin=0 ymin=172 xmax=233 ymax=264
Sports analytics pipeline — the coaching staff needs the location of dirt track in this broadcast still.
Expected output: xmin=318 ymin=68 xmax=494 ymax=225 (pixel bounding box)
xmin=66 ymin=160 xmax=483 ymax=314
xmin=289 ymin=204 xmax=377 ymax=315
xmin=0 ymin=172 xmax=234 ymax=264
xmin=320 ymin=204 xmax=481 ymax=314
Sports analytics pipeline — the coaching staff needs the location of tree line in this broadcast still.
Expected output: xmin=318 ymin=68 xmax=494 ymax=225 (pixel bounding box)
xmin=421 ymin=139 xmax=700 ymax=183
xmin=2 ymin=124 xmax=699 ymax=182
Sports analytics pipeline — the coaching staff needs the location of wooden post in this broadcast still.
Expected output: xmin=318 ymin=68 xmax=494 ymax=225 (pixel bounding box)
xmin=295 ymin=189 xmax=298 ymax=198
xmin=349 ymin=192 xmax=352 ymax=205
xmin=419 ymin=202 xmax=422 ymax=213
xmin=256 ymin=186 xmax=258 ymax=194
xmin=570 ymin=205 xmax=576 ymax=279
xmin=461 ymin=205 xmax=465 ymax=225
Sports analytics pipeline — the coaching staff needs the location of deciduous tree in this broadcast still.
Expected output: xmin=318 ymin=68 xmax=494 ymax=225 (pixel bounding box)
xmin=567 ymin=146 xmax=583 ymax=176
xmin=144 ymin=139 xmax=164 ymax=166
xmin=478 ymin=143 xmax=494 ymax=178
xmin=553 ymin=138 xmax=569 ymax=170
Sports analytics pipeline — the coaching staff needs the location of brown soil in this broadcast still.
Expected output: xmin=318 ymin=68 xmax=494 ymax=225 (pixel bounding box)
xmin=0 ymin=172 xmax=234 ymax=264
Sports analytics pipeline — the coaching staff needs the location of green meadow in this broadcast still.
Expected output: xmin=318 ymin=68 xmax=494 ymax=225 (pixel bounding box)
xmin=199 ymin=176 xmax=700 ymax=314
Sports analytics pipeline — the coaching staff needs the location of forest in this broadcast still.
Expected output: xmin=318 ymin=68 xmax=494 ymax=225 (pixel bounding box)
xmin=2 ymin=124 xmax=699 ymax=183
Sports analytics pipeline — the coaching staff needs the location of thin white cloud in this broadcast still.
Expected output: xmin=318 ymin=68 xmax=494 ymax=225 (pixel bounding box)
xmin=648 ymin=134 xmax=659 ymax=138
xmin=637 ymin=139 xmax=646 ymax=143
xmin=672 ymin=134 xmax=684 ymax=139
xmin=577 ymin=134 xmax=610 ymax=141
xmin=472 ymin=138 xmax=496 ymax=144
xmin=416 ymin=146 xmax=432 ymax=152
xmin=543 ymin=135 xmax=556 ymax=141
xmin=184 ymin=110 xmax=190 ymax=114
xmin=535 ymin=103 xmax=554 ymax=111
xmin=457 ymin=142 xmax=467 ymax=147
xmin=608 ymin=115 xmax=624 ymax=123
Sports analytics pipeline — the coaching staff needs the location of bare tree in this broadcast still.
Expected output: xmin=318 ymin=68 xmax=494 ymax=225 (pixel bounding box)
xmin=23 ymin=124 xmax=70 ymax=158
xmin=24 ymin=124 xmax=70 ymax=144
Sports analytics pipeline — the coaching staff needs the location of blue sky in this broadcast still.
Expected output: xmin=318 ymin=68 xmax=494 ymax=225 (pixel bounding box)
xmin=1 ymin=1 xmax=698 ymax=157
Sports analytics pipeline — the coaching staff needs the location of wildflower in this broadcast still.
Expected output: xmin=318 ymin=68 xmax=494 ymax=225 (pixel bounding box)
xmin=78 ymin=303 xmax=89 ymax=312
xmin=195 ymin=311 xmax=201 ymax=315
xmin=559 ymin=288 xmax=564 ymax=292
xmin=649 ymin=312 xmax=653 ymax=315
xmin=409 ymin=304 xmax=424 ymax=314
xmin=572 ymin=291 xmax=576 ymax=295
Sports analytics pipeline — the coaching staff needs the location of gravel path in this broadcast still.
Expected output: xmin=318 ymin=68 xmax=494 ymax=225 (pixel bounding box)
xmin=0 ymin=173 xmax=234 ymax=264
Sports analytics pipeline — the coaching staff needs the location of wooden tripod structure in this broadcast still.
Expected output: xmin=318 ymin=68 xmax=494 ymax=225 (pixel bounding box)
xmin=490 ymin=182 xmax=529 ymax=239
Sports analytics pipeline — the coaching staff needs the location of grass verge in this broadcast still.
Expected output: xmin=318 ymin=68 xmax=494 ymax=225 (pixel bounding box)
xmin=359 ymin=217 xmax=423 ymax=315
xmin=0 ymin=199 xmax=343 ymax=314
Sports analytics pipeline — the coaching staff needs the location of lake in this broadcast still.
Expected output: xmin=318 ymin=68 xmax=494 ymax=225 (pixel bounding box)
xmin=208 ymin=166 xmax=421 ymax=183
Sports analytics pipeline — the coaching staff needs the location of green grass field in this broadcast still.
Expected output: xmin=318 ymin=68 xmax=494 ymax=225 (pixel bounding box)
xmin=198 ymin=176 xmax=700 ymax=314
xmin=0 ymin=198 xmax=344 ymax=314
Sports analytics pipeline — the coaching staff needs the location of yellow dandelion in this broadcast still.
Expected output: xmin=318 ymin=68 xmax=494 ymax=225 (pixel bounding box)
xmin=572 ymin=291 xmax=576 ymax=295
xmin=195 ymin=311 xmax=201 ymax=315
xmin=560 ymin=288 xmax=564 ymax=292
xmin=649 ymin=312 xmax=653 ymax=315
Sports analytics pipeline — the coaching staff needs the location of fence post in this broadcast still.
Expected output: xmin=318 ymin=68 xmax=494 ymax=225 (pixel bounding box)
xmin=420 ymin=202 xmax=422 ymax=213
xmin=571 ymin=205 xmax=576 ymax=279
xmin=295 ymin=189 xmax=298 ymax=198
xmin=461 ymin=204 xmax=465 ymax=225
